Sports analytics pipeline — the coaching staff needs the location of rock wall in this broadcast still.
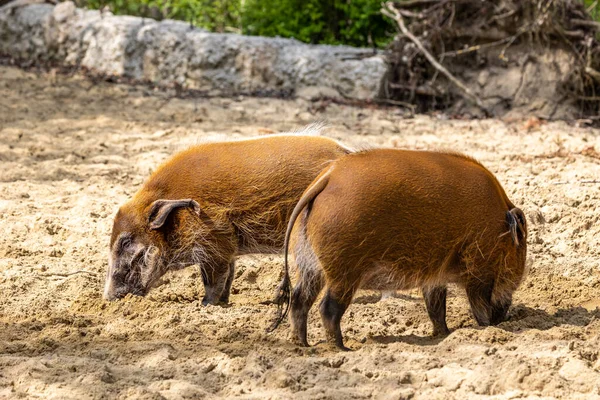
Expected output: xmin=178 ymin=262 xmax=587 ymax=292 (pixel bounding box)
xmin=0 ymin=1 xmax=388 ymax=100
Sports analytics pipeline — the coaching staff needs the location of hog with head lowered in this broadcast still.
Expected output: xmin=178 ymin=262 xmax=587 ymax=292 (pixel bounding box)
xmin=271 ymin=149 xmax=527 ymax=350
xmin=104 ymin=132 xmax=351 ymax=305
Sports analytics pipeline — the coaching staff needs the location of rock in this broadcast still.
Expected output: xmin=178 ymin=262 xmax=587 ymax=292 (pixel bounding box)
xmin=470 ymin=44 xmax=579 ymax=120
xmin=297 ymin=86 xmax=341 ymax=100
xmin=425 ymin=365 xmax=471 ymax=391
xmin=377 ymin=388 xmax=415 ymax=400
xmin=148 ymin=380 xmax=209 ymax=399
xmin=264 ymin=370 xmax=295 ymax=389
xmin=477 ymin=69 xmax=490 ymax=87
xmin=52 ymin=1 xmax=75 ymax=23
xmin=100 ymin=366 xmax=116 ymax=384
xmin=0 ymin=2 xmax=388 ymax=101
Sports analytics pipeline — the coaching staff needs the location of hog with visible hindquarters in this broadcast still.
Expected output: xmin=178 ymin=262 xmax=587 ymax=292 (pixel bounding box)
xmin=271 ymin=149 xmax=527 ymax=350
xmin=104 ymin=131 xmax=351 ymax=304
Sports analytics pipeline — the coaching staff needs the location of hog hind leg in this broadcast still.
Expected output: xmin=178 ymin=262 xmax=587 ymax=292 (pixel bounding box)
xmin=465 ymin=278 xmax=494 ymax=326
xmin=319 ymin=284 xmax=354 ymax=351
xmin=289 ymin=225 xmax=324 ymax=347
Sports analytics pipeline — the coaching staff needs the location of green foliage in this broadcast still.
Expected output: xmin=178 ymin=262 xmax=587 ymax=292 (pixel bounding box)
xmin=71 ymin=1 xmax=600 ymax=45
xmin=74 ymin=0 xmax=242 ymax=33
xmin=584 ymin=0 xmax=600 ymax=21
xmin=74 ymin=0 xmax=151 ymax=17
xmin=242 ymin=0 xmax=324 ymax=44
xmin=74 ymin=0 xmax=393 ymax=47
xmin=242 ymin=0 xmax=393 ymax=47
xmin=149 ymin=0 xmax=241 ymax=33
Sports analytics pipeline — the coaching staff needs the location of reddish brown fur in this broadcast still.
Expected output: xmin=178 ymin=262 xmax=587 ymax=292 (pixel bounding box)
xmin=104 ymin=134 xmax=350 ymax=304
xmin=274 ymin=149 xmax=527 ymax=349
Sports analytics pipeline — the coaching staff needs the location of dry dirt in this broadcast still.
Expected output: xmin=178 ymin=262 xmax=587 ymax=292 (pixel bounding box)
xmin=1 ymin=65 xmax=600 ymax=400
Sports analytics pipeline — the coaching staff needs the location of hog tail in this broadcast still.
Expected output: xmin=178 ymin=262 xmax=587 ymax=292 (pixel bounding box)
xmin=506 ymin=207 xmax=527 ymax=246
xmin=267 ymin=166 xmax=333 ymax=333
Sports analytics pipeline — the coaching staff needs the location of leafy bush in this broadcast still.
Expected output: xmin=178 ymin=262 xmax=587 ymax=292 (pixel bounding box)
xmin=73 ymin=1 xmax=600 ymax=46
xmin=584 ymin=0 xmax=600 ymax=20
xmin=74 ymin=0 xmax=242 ymax=33
xmin=74 ymin=0 xmax=151 ymax=18
xmin=73 ymin=0 xmax=393 ymax=47
xmin=149 ymin=0 xmax=241 ymax=32
xmin=242 ymin=0 xmax=325 ymax=44
xmin=242 ymin=0 xmax=394 ymax=47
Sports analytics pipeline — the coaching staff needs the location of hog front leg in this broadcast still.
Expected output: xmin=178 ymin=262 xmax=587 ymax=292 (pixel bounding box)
xmin=201 ymin=261 xmax=231 ymax=306
xmin=218 ymin=260 xmax=236 ymax=304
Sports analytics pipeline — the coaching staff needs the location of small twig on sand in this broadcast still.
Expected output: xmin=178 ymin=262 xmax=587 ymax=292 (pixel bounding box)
xmin=440 ymin=36 xmax=514 ymax=58
xmin=36 ymin=270 xmax=98 ymax=278
xmin=376 ymin=98 xmax=417 ymax=111
xmin=382 ymin=2 xmax=489 ymax=115
xmin=551 ymin=180 xmax=600 ymax=185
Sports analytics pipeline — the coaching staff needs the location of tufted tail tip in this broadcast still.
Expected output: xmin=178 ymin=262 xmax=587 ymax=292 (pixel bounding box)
xmin=265 ymin=283 xmax=291 ymax=333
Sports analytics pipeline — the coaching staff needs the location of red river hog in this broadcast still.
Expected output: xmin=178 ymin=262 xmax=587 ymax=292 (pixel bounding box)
xmin=104 ymin=131 xmax=351 ymax=305
xmin=271 ymin=149 xmax=527 ymax=350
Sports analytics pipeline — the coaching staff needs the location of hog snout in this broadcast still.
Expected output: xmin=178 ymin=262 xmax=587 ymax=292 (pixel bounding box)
xmin=103 ymin=272 xmax=148 ymax=301
xmin=103 ymin=248 xmax=152 ymax=301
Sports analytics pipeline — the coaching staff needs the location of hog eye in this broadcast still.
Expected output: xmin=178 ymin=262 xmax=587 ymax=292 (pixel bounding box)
xmin=112 ymin=268 xmax=126 ymax=278
xmin=118 ymin=236 xmax=134 ymax=252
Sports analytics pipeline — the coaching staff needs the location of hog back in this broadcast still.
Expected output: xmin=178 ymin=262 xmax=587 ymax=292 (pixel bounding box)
xmin=304 ymin=149 xmax=514 ymax=290
xmin=142 ymin=135 xmax=349 ymax=252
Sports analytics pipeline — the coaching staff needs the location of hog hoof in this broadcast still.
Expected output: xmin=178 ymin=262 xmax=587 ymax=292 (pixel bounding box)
xmin=432 ymin=327 xmax=451 ymax=337
xmin=201 ymin=296 xmax=216 ymax=306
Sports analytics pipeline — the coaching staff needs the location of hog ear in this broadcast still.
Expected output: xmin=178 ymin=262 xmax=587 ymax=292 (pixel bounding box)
xmin=147 ymin=199 xmax=201 ymax=230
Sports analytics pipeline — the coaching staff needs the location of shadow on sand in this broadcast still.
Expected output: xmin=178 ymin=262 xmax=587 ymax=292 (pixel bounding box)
xmin=357 ymin=303 xmax=600 ymax=347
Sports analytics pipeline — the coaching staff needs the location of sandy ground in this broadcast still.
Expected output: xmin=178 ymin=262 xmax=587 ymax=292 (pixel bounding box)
xmin=1 ymin=65 xmax=600 ymax=400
